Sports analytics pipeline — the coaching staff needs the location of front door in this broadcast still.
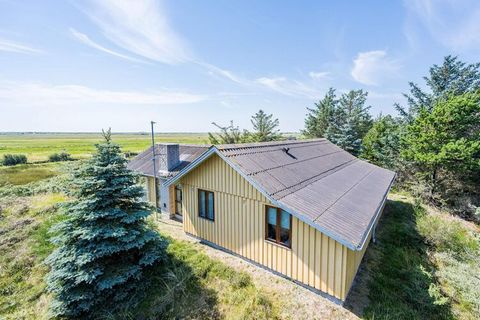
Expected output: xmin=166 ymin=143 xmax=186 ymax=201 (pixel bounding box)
xmin=175 ymin=186 xmax=183 ymax=216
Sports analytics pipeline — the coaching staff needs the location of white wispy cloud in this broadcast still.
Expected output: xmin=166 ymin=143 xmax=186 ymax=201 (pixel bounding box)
xmin=308 ymin=71 xmax=330 ymax=80
xmin=74 ymin=0 xmax=328 ymax=99
xmin=404 ymin=0 xmax=480 ymax=51
xmin=78 ymin=0 xmax=191 ymax=64
xmin=255 ymin=76 xmax=321 ymax=99
xmin=351 ymin=50 xmax=400 ymax=86
xmin=0 ymin=81 xmax=206 ymax=106
xmin=197 ymin=61 xmax=251 ymax=86
xmin=69 ymin=28 xmax=146 ymax=63
xmin=0 ymin=38 xmax=43 ymax=55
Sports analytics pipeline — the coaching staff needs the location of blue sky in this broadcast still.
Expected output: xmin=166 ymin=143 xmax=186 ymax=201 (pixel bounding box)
xmin=1 ymin=0 xmax=479 ymax=132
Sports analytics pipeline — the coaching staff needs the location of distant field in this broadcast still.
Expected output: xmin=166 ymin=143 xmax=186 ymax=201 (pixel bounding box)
xmin=0 ymin=133 xmax=210 ymax=162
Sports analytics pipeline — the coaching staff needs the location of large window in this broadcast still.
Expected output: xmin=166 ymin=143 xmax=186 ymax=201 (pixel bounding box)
xmin=198 ymin=189 xmax=214 ymax=221
xmin=265 ymin=205 xmax=291 ymax=248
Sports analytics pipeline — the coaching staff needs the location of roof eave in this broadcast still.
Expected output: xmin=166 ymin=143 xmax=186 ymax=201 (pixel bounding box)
xmin=354 ymin=173 xmax=396 ymax=251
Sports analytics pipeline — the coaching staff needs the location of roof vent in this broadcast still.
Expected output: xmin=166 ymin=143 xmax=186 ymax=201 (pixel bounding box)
xmin=282 ymin=147 xmax=297 ymax=159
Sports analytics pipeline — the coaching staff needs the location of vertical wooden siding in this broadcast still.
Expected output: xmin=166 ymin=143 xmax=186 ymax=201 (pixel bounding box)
xmin=180 ymin=154 xmax=357 ymax=300
xmin=146 ymin=176 xmax=156 ymax=205
xmin=344 ymin=201 xmax=386 ymax=297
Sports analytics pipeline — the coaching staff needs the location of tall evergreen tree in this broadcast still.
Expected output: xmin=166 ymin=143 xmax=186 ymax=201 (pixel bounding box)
xmin=396 ymin=55 xmax=480 ymax=121
xmin=402 ymin=92 xmax=480 ymax=208
xmin=325 ymin=89 xmax=372 ymax=155
xmin=303 ymin=88 xmax=337 ymax=138
xmin=249 ymin=109 xmax=282 ymax=142
xmin=327 ymin=117 xmax=362 ymax=155
xmin=361 ymin=114 xmax=402 ymax=170
xmin=46 ymin=129 xmax=166 ymax=319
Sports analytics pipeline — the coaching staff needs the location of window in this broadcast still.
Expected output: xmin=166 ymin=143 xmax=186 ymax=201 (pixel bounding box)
xmin=198 ymin=189 xmax=214 ymax=221
xmin=156 ymin=179 xmax=162 ymax=208
xmin=265 ymin=205 xmax=291 ymax=248
xmin=175 ymin=186 xmax=182 ymax=215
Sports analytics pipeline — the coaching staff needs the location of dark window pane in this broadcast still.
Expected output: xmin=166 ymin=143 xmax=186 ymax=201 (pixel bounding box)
xmin=279 ymin=227 xmax=290 ymax=246
xmin=207 ymin=192 xmax=214 ymax=220
xmin=199 ymin=190 xmax=206 ymax=217
xmin=267 ymin=223 xmax=277 ymax=240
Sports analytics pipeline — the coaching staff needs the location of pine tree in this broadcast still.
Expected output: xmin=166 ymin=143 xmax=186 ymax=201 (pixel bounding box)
xmin=361 ymin=114 xmax=402 ymax=170
xmin=249 ymin=109 xmax=282 ymax=142
xmin=396 ymin=55 xmax=480 ymax=120
xmin=326 ymin=116 xmax=362 ymax=154
xmin=401 ymin=92 xmax=480 ymax=206
xmin=46 ymin=129 xmax=166 ymax=319
xmin=324 ymin=89 xmax=372 ymax=155
xmin=303 ymin=88 xmax=337 ymax=138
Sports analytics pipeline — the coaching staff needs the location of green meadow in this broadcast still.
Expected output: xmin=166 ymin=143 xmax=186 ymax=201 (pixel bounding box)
xmin=0 ymin=132 xmax=210 ymax=162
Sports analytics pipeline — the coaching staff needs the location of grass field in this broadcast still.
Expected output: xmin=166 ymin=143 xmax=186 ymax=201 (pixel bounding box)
xmin=0 ymin=163 xmax=64 ymax=186
xmin=0 ymin=133 xmax=210 ymax=162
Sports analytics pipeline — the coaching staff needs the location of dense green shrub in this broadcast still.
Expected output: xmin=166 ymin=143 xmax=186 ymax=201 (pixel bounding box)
xmin=124 ymin=151 xmax=138 ymax=158
xmin=48 ymin=152 xmax=70 ymax=162
xmin=48 ymin=152 xmax=72 ymax=162
xmin=417 ymin=213 xmax=479 ymax=258
xmin=2 ymin=154 xmax=27 ymax=166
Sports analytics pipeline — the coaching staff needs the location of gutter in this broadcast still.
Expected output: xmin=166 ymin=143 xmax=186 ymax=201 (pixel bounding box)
xmin=355 ymin=174 xmax=396 ymax=251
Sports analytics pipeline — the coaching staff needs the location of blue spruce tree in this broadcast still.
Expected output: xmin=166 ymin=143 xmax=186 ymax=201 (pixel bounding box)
xmin=326 ymin=116 xmax=362 ymax=155
xmin=46 ymin=129 xmax=166 ymax=318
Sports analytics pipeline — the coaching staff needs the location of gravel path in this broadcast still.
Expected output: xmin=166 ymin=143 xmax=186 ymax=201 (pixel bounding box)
xmin=156 ymin=215 xmax=360 ymax=320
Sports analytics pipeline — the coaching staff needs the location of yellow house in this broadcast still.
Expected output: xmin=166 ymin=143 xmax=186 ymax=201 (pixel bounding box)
xmin=132 ymin=139 xmax=395 ymax=302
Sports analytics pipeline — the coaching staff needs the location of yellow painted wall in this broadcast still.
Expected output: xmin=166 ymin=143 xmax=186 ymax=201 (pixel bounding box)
xmin=177 ymin=154 xmax=375 ymax=300
xmin=146 ymin=176 xmax=156 ymax=205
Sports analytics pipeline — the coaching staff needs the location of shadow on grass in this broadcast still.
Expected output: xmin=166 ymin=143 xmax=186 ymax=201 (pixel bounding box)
xmin=129 ymin=239 xmax=221 ymax=320
xmin=345 ymin=198 xmax=454 ymax=320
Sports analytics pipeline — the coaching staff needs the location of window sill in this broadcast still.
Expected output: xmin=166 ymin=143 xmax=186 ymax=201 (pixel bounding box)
xmin=264 ymin=239 xmax=291 ymax=250
xmin=198 ymin=216 xmax=215 ymax=222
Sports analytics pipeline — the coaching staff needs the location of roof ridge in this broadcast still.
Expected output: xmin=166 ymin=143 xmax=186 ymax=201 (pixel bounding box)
xmin=248 ymin=149 xmax=343 ymax=176
xmin=273 ymin=158 xmax=359 ymax=199
xmin=217 ymin=138 xmax=326 ymax=151
xmin=221 ymin=140 xmax=328 ymax=157
xmin=154 ymin=143 xmax=210 ymax=147
xmin=313 ymin=166 xmax=377 ymax=221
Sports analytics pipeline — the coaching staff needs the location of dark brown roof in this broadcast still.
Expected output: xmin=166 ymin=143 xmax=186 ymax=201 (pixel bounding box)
xmin=216 ymin=139 xmax=395 ymax=249
xmin=128 ymin=144 xmax=209 ymax=178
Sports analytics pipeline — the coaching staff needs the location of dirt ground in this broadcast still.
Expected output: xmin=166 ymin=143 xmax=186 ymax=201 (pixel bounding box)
xmin=155 ymin=214 xmax=361 ymax=320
